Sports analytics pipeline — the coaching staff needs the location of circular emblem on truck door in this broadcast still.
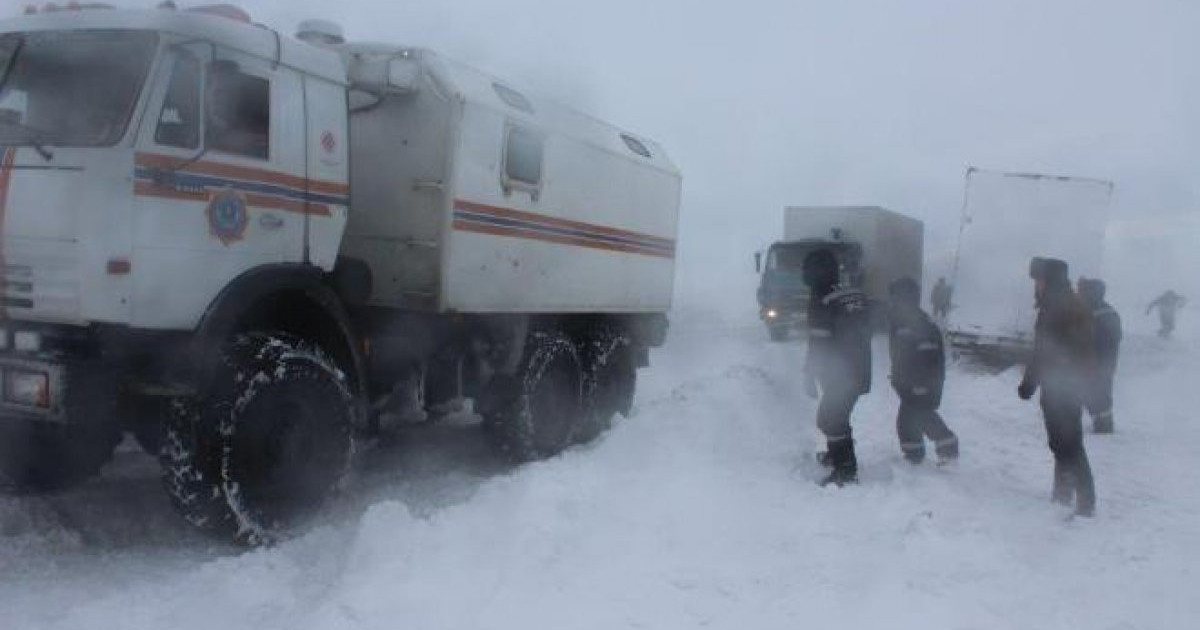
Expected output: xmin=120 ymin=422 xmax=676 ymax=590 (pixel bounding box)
xmin=207 ymin=188 xmax=249 ymax=245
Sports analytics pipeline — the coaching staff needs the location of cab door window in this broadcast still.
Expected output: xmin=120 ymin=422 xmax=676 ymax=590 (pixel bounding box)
xmin=205 ymin=60 xmax=270 ymax=160
xmin=154 ymin=52 xmax=201 ymax=149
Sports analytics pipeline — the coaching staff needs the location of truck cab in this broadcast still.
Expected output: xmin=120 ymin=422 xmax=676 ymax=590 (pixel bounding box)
xmin=755 ymin=239 xmax=861 ymax=341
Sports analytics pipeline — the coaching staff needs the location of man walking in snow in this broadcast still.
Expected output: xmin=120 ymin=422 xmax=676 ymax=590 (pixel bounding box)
xmin=1018 ymin=257 xmax=1096 ymax=517
xmin=888 ymin=278 xmax=959 ymax=464
xmin=1078 ymin=278 xmax=1121 ymax=434
xmin=1146 ymin=290 xmax=1186 ymax=338
xmin=930 ymin=277 xmax=952 ymax=322
xmin=802 ymin=249 xmax=872 ymax=486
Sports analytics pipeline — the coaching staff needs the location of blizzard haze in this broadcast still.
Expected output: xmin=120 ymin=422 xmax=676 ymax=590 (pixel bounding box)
xmin=246 ymin=0 xmax=1199 ymax=325
xmin=3 ymin=2 xmax=1200 ymax=629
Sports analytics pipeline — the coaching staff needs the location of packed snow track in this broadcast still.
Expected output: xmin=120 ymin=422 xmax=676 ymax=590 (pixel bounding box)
xmin=2 ymin=315 xmax=1198 ymax=629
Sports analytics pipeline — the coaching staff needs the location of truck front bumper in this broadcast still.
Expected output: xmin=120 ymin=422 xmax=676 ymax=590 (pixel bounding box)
xmin=0 ymin=356 xmax=66 ymax=423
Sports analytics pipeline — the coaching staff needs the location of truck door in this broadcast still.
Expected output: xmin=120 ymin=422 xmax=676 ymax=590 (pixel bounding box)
xmin=301 ymin=75 xmax=349 ymax=270
xmin=131 ymin=43 xmax=307 ymax=329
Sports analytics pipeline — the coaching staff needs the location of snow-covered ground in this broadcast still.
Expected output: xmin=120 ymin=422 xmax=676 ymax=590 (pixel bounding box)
xmin=2 ymin=313 xmax=1199 ymax=630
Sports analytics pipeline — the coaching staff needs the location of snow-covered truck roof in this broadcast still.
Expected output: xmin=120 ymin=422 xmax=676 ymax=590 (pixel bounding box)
xmin=0 ymin=6 xmax=677 ymax=178
xmin=0 ymin=6 xmax=347 ymax=84
xmin=336 ymin=42 xmax=679 ymax=179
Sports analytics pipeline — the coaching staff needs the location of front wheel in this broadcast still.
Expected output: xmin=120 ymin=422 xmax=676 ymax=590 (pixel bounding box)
xmin=767 ymin=324 xmax=789 ymax=342
xmin=160 ymin=332 xmax=355 ymax=546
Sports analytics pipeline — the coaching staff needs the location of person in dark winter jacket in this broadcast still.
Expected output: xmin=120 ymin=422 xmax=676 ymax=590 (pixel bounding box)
xmin=1078 ymin=278 xmax=1121 ymax=434
xmin=1146 ymin=290 xmax=1186 ymax=338
xmin=802 ymin=249 xmax=872 ymax=486
xmin=888 ymin=278 xmax=959 ymax=464
xmin=1018 ymin=257 xmax=1096 ymax=517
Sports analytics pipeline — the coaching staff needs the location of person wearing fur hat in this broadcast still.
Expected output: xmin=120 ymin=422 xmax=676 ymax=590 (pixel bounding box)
xmin=888 ymin=278 xmax=959 ymax=464
xmin=1078 ymin=278 xmax=1122 ymax=434
xmin=802 ymin=249 xmax=872 ymax=487
xmin=1019 ymin=257 xmax=1096 ymax=517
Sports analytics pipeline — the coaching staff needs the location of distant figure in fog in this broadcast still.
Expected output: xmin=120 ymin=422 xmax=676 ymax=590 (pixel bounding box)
xmin=888 ymin=278 xmax=959 ymax=464
xmin=1078 ymin=278 xmax=1121 ymax=434
xmin=931 ymin=277 xmax=952 ymax=322
xmin=1018 ymin=257 xmax=1096 ymax=517
xmin=1146 ymin=290 xmax=1186 ymax=338
xmin=802 ymin=249 xmax=872 ymax=487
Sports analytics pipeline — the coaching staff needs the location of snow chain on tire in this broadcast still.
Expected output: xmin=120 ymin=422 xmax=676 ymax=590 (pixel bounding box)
xmin=160 ymin=332 xmax=355 ymax=546
xmin=484 ymin=330 xmax=583 ymax=462
xmin=576 ymin=327 xmax=635 ymax=444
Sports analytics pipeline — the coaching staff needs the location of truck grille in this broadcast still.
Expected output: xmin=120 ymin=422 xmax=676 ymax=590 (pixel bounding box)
xmin=2 ymin=254 xmax=81 ymax=322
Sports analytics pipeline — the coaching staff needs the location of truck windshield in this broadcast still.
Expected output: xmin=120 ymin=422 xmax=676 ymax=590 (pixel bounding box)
xmin=0 ymin=30 xmax=158 ymax=148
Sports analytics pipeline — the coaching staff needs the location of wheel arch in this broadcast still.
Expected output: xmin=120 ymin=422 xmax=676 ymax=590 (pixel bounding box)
xmin=191 ymin=264 xmax=368 ymax=417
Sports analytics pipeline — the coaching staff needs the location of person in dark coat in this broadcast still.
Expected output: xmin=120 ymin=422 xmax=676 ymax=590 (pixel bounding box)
xmin=888 ymin=278 xmax=959 ymax=464
xmin=1018 ymin=257 xmax=1096 ymax=517
xmin=1146 ymin=290 xmax=1186 ymax=338
xmin=1078 ymin=278 xmax=1121 ymax=434
xmin=802 ymin=249 xmax=872 ymax=486
xmin=930 ymin=277 xmax=952 ymax=322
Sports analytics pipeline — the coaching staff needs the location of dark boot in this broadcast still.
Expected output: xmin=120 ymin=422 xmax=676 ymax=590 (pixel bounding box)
xmin=934 ymin=436 xmax=959 ymax=463
xmin=1073 ymin=454 xmax=1096 ymax=517
xmin=900 ymin=441 xmax=925 ymax=465
xmin=1051 ymin=461 xmax=1074 ymax=506
xmin=819 ymin=438 xmax=858 ymax=487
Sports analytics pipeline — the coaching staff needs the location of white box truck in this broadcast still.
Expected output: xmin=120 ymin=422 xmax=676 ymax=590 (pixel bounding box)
xmin=0 ymin=3 xmax=680 ymax=545
xmin=755 ymin=206 xmax=923 ymax=339
xmin=946 ymin=168 xmax=1113 ymax=365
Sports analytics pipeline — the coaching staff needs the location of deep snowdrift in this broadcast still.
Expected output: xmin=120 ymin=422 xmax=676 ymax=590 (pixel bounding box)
xmin=2 ymin=316 xmax=1198 ymax=630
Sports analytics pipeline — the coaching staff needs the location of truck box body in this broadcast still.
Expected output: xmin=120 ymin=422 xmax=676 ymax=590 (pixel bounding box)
xmin=782 ymin=206 xmax=924 ymax=303
xmin=340 ymin=48 xmax=681 ymax=315
xmin=948 ymin=169 xmax=1112 ymax=353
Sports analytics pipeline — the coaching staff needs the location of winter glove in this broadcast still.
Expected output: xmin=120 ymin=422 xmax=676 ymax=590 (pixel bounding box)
xmin=1017 ymin=380 xmax=1036 ymax=400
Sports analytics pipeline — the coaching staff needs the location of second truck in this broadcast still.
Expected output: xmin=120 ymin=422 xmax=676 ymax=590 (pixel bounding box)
xmin=756 ymin=206 xmax=923 ymax=340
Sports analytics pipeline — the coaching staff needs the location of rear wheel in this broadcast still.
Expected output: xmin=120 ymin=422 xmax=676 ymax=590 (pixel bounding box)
xmin=483 ymin=331 xmax=583 ymax=462
xmin=576 ymin=328 xmax=635 ymax=443
xmin=160 ymin=332 xmax=355 ymax=546
xmin=0 ymin=367 xmax=121 ymax=493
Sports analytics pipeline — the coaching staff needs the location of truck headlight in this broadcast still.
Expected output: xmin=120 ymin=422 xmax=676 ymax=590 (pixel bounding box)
xmin=766 ymin=309 xmax=778 ymax=319
xmin=14 ymin=331 xmax=41 ymax=353
xmin=4 ymin=369 xmax=50 ymax=408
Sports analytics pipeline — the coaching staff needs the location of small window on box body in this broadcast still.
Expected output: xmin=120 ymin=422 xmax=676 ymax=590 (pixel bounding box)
xmin=504 ymin=125 xmax=543 ymax=188
xmin=620 ymin=133 xmax=651 ymax=158
xmin=493 ymin=82 xmax=533 ymax=114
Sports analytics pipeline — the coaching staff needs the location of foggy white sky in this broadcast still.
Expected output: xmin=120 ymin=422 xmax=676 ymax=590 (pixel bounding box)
xmin=248 ymin=0 xmax=1199 ymax=311
xmin=12 ymin=0 xmax=1200 ymax=313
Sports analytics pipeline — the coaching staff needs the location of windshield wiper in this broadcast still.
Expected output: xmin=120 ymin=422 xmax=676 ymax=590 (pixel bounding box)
xmin=0 ymin=119 xmax=54 ymax=161
xmin=0 ymin=37 xmax=51 ymax=161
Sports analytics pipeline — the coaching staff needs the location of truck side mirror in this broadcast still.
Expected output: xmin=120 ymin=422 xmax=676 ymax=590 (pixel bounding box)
xmin=754 ymin=252 xmax=762 ymax=273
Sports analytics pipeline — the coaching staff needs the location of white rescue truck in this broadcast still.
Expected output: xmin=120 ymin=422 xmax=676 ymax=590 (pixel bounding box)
xmin=0 ymin=4 xmax=680 ymax=544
